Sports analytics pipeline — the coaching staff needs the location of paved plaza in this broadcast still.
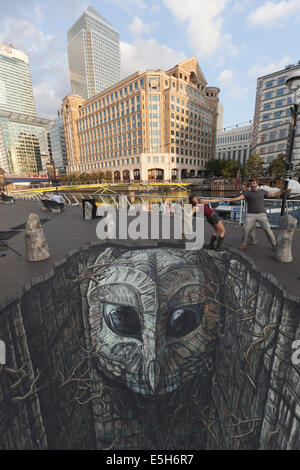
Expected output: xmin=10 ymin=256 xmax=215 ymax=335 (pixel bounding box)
xmin=0 ymin=200 xmax=299 ymax=299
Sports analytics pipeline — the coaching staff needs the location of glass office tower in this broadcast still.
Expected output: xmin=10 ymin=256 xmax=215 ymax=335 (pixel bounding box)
xmin=48 ymin=117 xmax=68 ymax=173
xmin=0 ymin=42 xmax=36 ymax=116
xmin=67 ymin=7 xmax=121 ymax=99
xmin=0 ymin=111 xmax=51 ymax=175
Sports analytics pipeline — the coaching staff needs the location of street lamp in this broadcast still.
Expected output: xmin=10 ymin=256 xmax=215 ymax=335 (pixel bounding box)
xmin=280 ymin=71 xmax=300 ymax=216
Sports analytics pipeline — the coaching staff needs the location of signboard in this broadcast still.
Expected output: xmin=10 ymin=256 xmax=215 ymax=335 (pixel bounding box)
xmin=0 ymin=43 xmax=29 ymax=63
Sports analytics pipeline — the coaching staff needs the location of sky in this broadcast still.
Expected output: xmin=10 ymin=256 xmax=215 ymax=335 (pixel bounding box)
xmin=0 ymin=0 xmax=299 ymax=127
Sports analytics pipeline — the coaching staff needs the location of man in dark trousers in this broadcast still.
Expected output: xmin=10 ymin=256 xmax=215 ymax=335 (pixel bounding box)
xmin=225 ymin=179 xmax=290 ymax=250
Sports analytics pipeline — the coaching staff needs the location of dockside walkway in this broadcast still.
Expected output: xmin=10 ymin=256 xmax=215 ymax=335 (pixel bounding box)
xmin=0 ymin=200 xmax=299 ymax=300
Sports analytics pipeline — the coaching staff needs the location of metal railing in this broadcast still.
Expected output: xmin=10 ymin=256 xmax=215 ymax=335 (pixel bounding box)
xmin=236 ymin=199 xmax=300 ymax=227
xmin=11 ymin=192 xmax=300 ymax=227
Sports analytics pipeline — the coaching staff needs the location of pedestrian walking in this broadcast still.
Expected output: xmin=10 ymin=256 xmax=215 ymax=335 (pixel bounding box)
xmin=189 ymin=195 xmax=226 ymax=251
xmin=225 ymin=179 xmax=291 ymax=250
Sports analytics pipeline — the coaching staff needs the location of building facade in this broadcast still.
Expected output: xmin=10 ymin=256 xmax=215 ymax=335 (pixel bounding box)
xmin=47 ymin=117 xmax=68 ymax=174
xmin=217 ymin=102 xmax=224 ymax=131
xmin=0 ymin=42 xmax=36 ymax=116
xmin=62 ymin=57 xmax=220 ymax=182
xmin=67 ymin=7 xmax=121 ymax=99
xmin=251 ymin=61 xmax=300 ymax=168
xmin=0 ymin=110 xmax=52 ymax=175
xmin=216 ymin=123 xmax=252 ymax=166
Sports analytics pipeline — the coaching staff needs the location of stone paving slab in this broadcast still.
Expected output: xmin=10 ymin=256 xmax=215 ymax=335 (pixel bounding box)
xmin=0 ymin=200 xmax=299 ymax=299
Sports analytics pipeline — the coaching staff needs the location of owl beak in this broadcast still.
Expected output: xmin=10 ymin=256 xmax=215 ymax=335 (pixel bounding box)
xmin=147 ymin=359 xmax=161 ymax=394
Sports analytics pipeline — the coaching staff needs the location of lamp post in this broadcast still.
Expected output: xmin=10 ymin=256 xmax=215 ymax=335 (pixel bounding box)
xmin=47 ymin=156 xmax=58 ymax=193
xmin=280 ymin=72 xmax=300 ymax=216
xmin=275 ymin=72 xmax=300 ymax=263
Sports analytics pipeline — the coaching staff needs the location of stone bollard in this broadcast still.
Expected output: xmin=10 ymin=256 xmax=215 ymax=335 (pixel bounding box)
xmin=25 ymin=213 xmax=50 ymax=262
xmin=275 ymin=215 xmax=297 ymax=263
xmin=84 ymin=201 xmax=93 ymax=220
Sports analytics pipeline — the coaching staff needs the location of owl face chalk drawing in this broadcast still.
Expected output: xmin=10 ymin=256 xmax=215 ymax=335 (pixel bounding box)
xmin=88 ymin=248 xmax=221 ymax=397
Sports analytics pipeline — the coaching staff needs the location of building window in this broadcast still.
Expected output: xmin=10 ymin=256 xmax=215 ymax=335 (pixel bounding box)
xmin=279 ymin=129 xmax=287 ymax=138
xmin=277 ymin=76 xmax=286 ymax=85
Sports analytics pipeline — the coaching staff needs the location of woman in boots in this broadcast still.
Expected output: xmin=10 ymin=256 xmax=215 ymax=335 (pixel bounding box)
xmin=189 ymin=195 xmax=226 ymax=251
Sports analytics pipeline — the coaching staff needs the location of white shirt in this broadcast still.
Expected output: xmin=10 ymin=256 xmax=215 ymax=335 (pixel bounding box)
xmin=49 ymin=195 xmax=64 ymax=204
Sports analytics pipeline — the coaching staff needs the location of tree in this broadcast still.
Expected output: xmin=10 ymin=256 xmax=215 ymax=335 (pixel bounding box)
xmin=266 ymin=154 xmax=286 ymax=178
xmin=78 ymin=172 xmax=89 ymax=183
xmin=221 ymin=160 xmax=241 ymax=178
xmin=60 ymin=174 xmax=69 ymax=184
xmin=294 ymin=162 xmax=300 ymax=178
xmin=69 ymin=173 xmax=79 ymax=182
xmin=206 ymin=159 xmax=227 ymax=176
xmin=244 ymin=154 xmax=265 ymax=179
xmin=104 ymin=171 xmax=112 ymax=182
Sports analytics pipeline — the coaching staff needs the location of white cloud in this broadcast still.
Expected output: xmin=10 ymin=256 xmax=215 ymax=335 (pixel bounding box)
xmin=33 ymin=4 xmax=43 ymax=21
xmin=215 ymin=58 xmax=225 ymax=69
xmin=120 ymin=39 xmax=186 ymax=78
xmin=1 ymin=17 xmax=55 ymax=59
xmin=33 ymin=82 xmax=62 ymax=118
xmin=217 ymin=68 xmax=250 ymax=101
xmin=228 ymin=86 xmax=250 ymax=100
xmin=231 ymin=0 xmax=250 ymax=12
xmin=50 ymin=0 xmax=89 ymax=20
xmin=163 ymin=0 xmax=240 ymax=59
xmin=218 ymin=69 xmax=234 ymax=84
xmin=103 ymin=0 xmax=146 ymax=15
xmin=150 ymin=1 xmax=160 ymax=14
xmin=128 ymin=17 xmax=152 ymax=36
xmin=0 ymin=15 xmax=70 ymax=119
xmin=248 ymin=0 xmax=300 ymax=27
xmin=248 ymin=57 xmax=293 ymax=77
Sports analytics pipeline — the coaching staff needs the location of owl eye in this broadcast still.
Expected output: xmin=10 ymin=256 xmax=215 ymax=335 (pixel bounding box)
xmin=104 ymin=304 xmax=141 ymax=339
xmin=166 ymin=305 xmax=203 ymax=338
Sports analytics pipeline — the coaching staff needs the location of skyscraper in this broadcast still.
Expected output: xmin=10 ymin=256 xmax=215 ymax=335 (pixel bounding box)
xmin=67 ymin=7 xmax=121 ymax=99
xmin=47 ymin=117 xmax=68 ymax=174
xmin=251 ymin=61 xmax=300 ymax=169
xmin=0 ymin=110 xmax=52 ymax=175
xmin=0 ymin=42 xmax=36 ymax=116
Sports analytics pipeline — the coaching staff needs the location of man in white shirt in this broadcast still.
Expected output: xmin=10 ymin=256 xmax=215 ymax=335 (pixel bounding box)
xmin=49 ymin=193 xmax=65 ymax=211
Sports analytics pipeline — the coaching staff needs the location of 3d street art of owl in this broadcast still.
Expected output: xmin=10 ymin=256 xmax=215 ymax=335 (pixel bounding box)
xmin=0 ymin=244 xmax=299 ymax=450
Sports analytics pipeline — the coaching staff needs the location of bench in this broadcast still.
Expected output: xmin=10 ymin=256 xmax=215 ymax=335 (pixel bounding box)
xmin=41 ymin=199 xmax=62 ymax=213
xmin=0 ymin=195 xmax=15 ymax=204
